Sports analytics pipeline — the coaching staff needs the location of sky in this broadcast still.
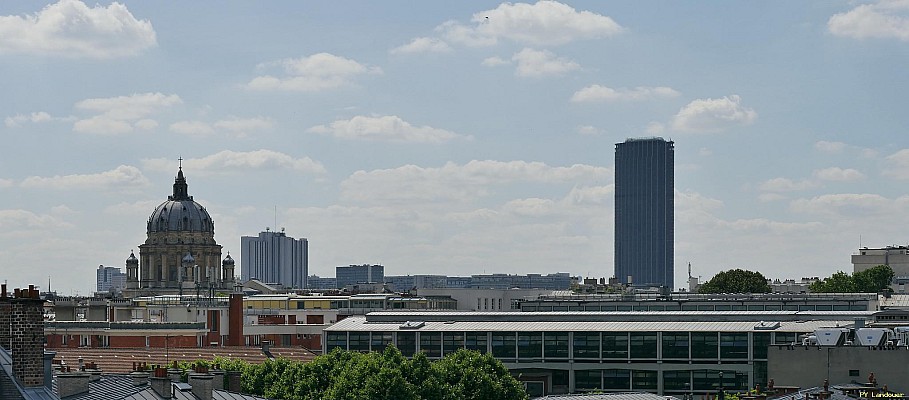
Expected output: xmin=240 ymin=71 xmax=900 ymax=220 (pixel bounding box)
xmin=2 ymin=1 xmax=909 ymax=294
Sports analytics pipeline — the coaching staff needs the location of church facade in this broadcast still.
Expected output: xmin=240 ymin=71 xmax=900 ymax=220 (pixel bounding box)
xmin=124 ymin=167 xmax=235 ymax=297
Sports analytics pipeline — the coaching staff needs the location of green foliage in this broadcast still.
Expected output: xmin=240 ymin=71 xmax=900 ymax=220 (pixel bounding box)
xmin=810 ymin=265 xmax=894 ymax=293
xmin=698 ymin=269 xmax=771 ymax=294
xmin=202 ymin=347 xmax=527 ymax=400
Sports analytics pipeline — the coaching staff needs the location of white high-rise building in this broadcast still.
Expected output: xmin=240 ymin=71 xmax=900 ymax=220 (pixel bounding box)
xmin=241 ymin=229 xmax=308 ymax=289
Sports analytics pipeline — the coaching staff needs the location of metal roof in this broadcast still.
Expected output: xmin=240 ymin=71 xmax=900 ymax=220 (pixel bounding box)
xmin=325 ymin=317 xmax=848 ymax=333
xmin=360 ymin=310 xmax=872 ymax=324
xmin=54 ymin=374 xmax=273 ymax=400
xmin=535 ymin=393 xmax=678 ymax=400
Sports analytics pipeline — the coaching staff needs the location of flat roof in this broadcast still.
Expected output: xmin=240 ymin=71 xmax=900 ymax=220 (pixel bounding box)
xmin=362 ymin=310 xmax=873 ymax=323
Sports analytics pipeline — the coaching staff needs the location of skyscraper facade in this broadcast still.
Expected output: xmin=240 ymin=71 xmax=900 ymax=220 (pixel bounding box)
xmin=96 ymin=265 xmax=126 ymax=293
xmin=241 ymin=229 xmax=308 ymax=289
xmin=614 ymin=137 xmax=674 ymax=288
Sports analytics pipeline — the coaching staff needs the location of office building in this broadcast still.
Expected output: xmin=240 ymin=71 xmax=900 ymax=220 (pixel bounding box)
xmin=96 ymin=265 xmax=126 ymax=293
xmin=241 ymin=229 xmax=308 ymax=289
xmin=336 ymin=264 xmax=384 ymax=289
xmin=853 ymin=245 xmax=909 ymax=279
xmin=614 ymin=137 xmax=674 ymax=288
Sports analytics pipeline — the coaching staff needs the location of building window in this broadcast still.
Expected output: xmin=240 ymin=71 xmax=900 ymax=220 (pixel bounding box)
xmin=397 ymin=332 xmax=417 ymax=357
xmin=371 ymin=332 xmax=393 ymax=353
xmin=629 ymin=332 xmax=658 ymax=359
xmin=347 ymin=332 xmax=369 ymax=353
xmin=720 ymin=333 xmax=749 ymax=359
xmin=752 ymin=332 xmax=771 ymax=359
xmin=326 ymin=332 xmax=347 ymax=352
xmin=604 ymin=369 xmax=631 ymax=390
xmin=517 ymin=332 xmax=543 ymax=360
xmin=663 ymin=370 xmax=692 ymax=391
xmin=632 ymin=370 xmax=658 ymax=391
xmin=492 ymin=332 xmax=516 ymax=359
xmin=575 ymin=370 xmax=602 ymax=390
xmin=573 ymin=332 xmax=600 ymax=359
xmin=662 ymin=332 xmax=690 ymax=359
xmin=602 ymin=332 xmax=629 ymax=359
xmin=420 ymin=332 xmax=442 ymax=358
xmin=691 ymin=332 xmax=718 ymax=359
xmin=544 ymin=332 xmax=569 ymax=359
xmin=442 ymin=332 xmax=465 ymax=356
xmin=466 ymin=332 xmax=488 ymax=353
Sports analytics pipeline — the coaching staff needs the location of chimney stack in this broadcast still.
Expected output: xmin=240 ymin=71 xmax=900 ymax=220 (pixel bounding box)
xmin=189 ymin=372 xmax=214 ymax=400
xmin=4 ymin=286 xmax=46 ymax=387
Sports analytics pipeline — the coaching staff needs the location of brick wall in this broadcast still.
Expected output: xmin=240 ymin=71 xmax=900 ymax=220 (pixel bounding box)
xmin=3 ymin=285 xmax=45 ymax=387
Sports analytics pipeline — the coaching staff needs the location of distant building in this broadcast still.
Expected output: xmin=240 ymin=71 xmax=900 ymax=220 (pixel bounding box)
xmin=241 ymin=229 xmax=308 ymax=289
xmin=96 ymin=265 xmax=126 ymax=293
xmin=385 ymin=275 xmax=448 ymax=291
xmin=336 ymin=264 xmax=384 ymax=289
xmin=469 ymin=273 xmax=572 ymax=290
xmin=615 ymin=137 xmax=674 ymax=288
xmin=307 ymin=275 xmax=338 ymax=290
xmin=853 ymin=245 xmax=909 ymax=280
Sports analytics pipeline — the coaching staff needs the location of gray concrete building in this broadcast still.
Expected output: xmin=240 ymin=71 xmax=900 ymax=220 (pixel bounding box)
xmin=336 ymin=264 xmax=384 ymax=289
xmin=96 ymin=265 xmax=126 ymax=294
xmin=241 ymin=229 xmax=308 ymax=289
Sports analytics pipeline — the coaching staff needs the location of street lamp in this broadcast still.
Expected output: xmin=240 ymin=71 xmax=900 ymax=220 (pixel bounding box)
xmin=718 ymin=371 xmax=725 ymax=400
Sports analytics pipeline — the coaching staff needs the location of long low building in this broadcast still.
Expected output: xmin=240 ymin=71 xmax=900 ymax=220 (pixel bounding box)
xmin=324 ymin=310 xmax=866 ymax=398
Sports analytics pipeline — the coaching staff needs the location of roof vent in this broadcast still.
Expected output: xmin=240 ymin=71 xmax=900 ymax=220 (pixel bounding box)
xmin=754 ymin=321 xmax=781 ymax=330
xmin=400 ymin=321 xmax=425 ymax=329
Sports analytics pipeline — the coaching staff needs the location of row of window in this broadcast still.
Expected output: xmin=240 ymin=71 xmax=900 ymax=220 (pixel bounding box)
xmin=573 ymin=368 xmax=755 ymax=392
xmin=522 ymin=304 xmax=868 ymax=312
xmin=327 ymin=331 xmax=793 ymax=360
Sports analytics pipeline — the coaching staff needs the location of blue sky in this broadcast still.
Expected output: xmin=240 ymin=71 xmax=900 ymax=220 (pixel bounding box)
xmin=2 ymin=0 xmax=909 ymax=294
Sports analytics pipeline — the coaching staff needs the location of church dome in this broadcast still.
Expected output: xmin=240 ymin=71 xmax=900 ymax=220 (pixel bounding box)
xmin=146 ymin=168 xmax=215 ymax=234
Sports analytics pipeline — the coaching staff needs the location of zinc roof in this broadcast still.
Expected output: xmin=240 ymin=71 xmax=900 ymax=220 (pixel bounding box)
xmin=325 ymin=317 xmax=847 ymax=333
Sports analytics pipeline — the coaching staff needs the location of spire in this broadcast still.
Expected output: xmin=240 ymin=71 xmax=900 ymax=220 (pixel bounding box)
xmin=169 ymin=158 xmax=191 ymax=201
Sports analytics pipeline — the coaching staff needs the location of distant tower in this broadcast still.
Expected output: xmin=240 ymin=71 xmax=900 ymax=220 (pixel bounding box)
xmin=614 ymin=137 xmax=674 ymax=288
xmin=221 ymin=254 xmax=236 ymax=284
xmin=125 ymin=251 xmax=139 ymax=290
xmin=240 ymin=230 xmax=308 ymax=288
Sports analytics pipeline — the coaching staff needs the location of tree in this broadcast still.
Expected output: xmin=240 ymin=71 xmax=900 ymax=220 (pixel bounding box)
xmin=213 ymin=346 xmax=528 ymax=400
xmin=810 ymin=265 xmax=893 ymax=293
xmin=698 ymin=269 xmax=771 ymax=294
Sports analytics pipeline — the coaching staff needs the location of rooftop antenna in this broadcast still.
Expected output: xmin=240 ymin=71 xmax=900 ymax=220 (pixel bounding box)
xmin=274 ymin=205 xmax=277 ymax=234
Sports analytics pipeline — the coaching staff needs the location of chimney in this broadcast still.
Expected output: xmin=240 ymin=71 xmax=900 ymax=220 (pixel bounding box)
xmin=150 ymin=375 xmax=173 ymax=399
xmin=43 ymin=351 xmax=55 ymax=391
xmin=7 ymin=286 xmax=46 ymax=387
xmin=227 ymin=293 xmax=243 ymax=346
xmin=225 ymin=370 xmax=242 ymax=392
xmin=56 ymin=371 xmax=90 ymax=398
xmin=189 ymin=372 xmax=214 ymax=400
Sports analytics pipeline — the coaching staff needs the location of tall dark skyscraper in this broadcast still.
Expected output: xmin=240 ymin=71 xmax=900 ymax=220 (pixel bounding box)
xmin=614 ymin=137 xmax=674 ymax=288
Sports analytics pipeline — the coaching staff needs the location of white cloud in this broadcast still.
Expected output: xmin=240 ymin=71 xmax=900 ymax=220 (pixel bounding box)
xmin=4 ymin=111 xmax=52 ymax=128
xmin=308 ymin=115 xmax=469 ymax=143
xmin=790 ymin=193 xmax=895 ymax=217
xmin=0 ymin=179 xmax=13 ymax=188
xmin=829 ymin=1 xmax=909 ymax=41
xmin=73 ymin=92 xmax=181 ymax=135
xmin=758 ymin=193 xmax=787 ymax=202
xmin=20 ymin=165 xmax=149 ymax=189
xmin=247 ymin=53 xmax=381 ymax=91
xmin=481 ymin=56 xmax=510 ymax=67
xmin=814 ymin=140 xmax=847 ymax=153
xmin=142 ymin=150 xmax=326 ymax=175
xmin=813 ymin=167 xmax=865 ymax=182
xmin=759 ymin=177 xmax=819 ymax=192
xmin=341 ymin=160 xmax=611 ymax=203
xmin=439 ymin=1 xmax=623 ymax=47
xmin=883 ymin=149 xmax=909 ymax=179
xmin=571 ymin=85 xmax=680 ymax=102
xmin=0 ymin=0 xmax=156 ymax=58
xmin=645 ymin=122 xmax=665 ymax=135
xmin=511 ymin=48 xmax=579 ymax=78
xmin=576 ymin=125 xmax=602 ymax=136
xmin=169 ymin=120 xmax=214 ymax=136
xmin=503 ymin=198 xmax=556 ymax=217
xmin=0 ymin=209 xmax=69 ymax=230
xmin=670 ymin=95 xmax=757 ymax=133
xmin=390 ymin=37 xmax=452 ymax=54
xmin=213 ymin=116 xmax=274 ymax=136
